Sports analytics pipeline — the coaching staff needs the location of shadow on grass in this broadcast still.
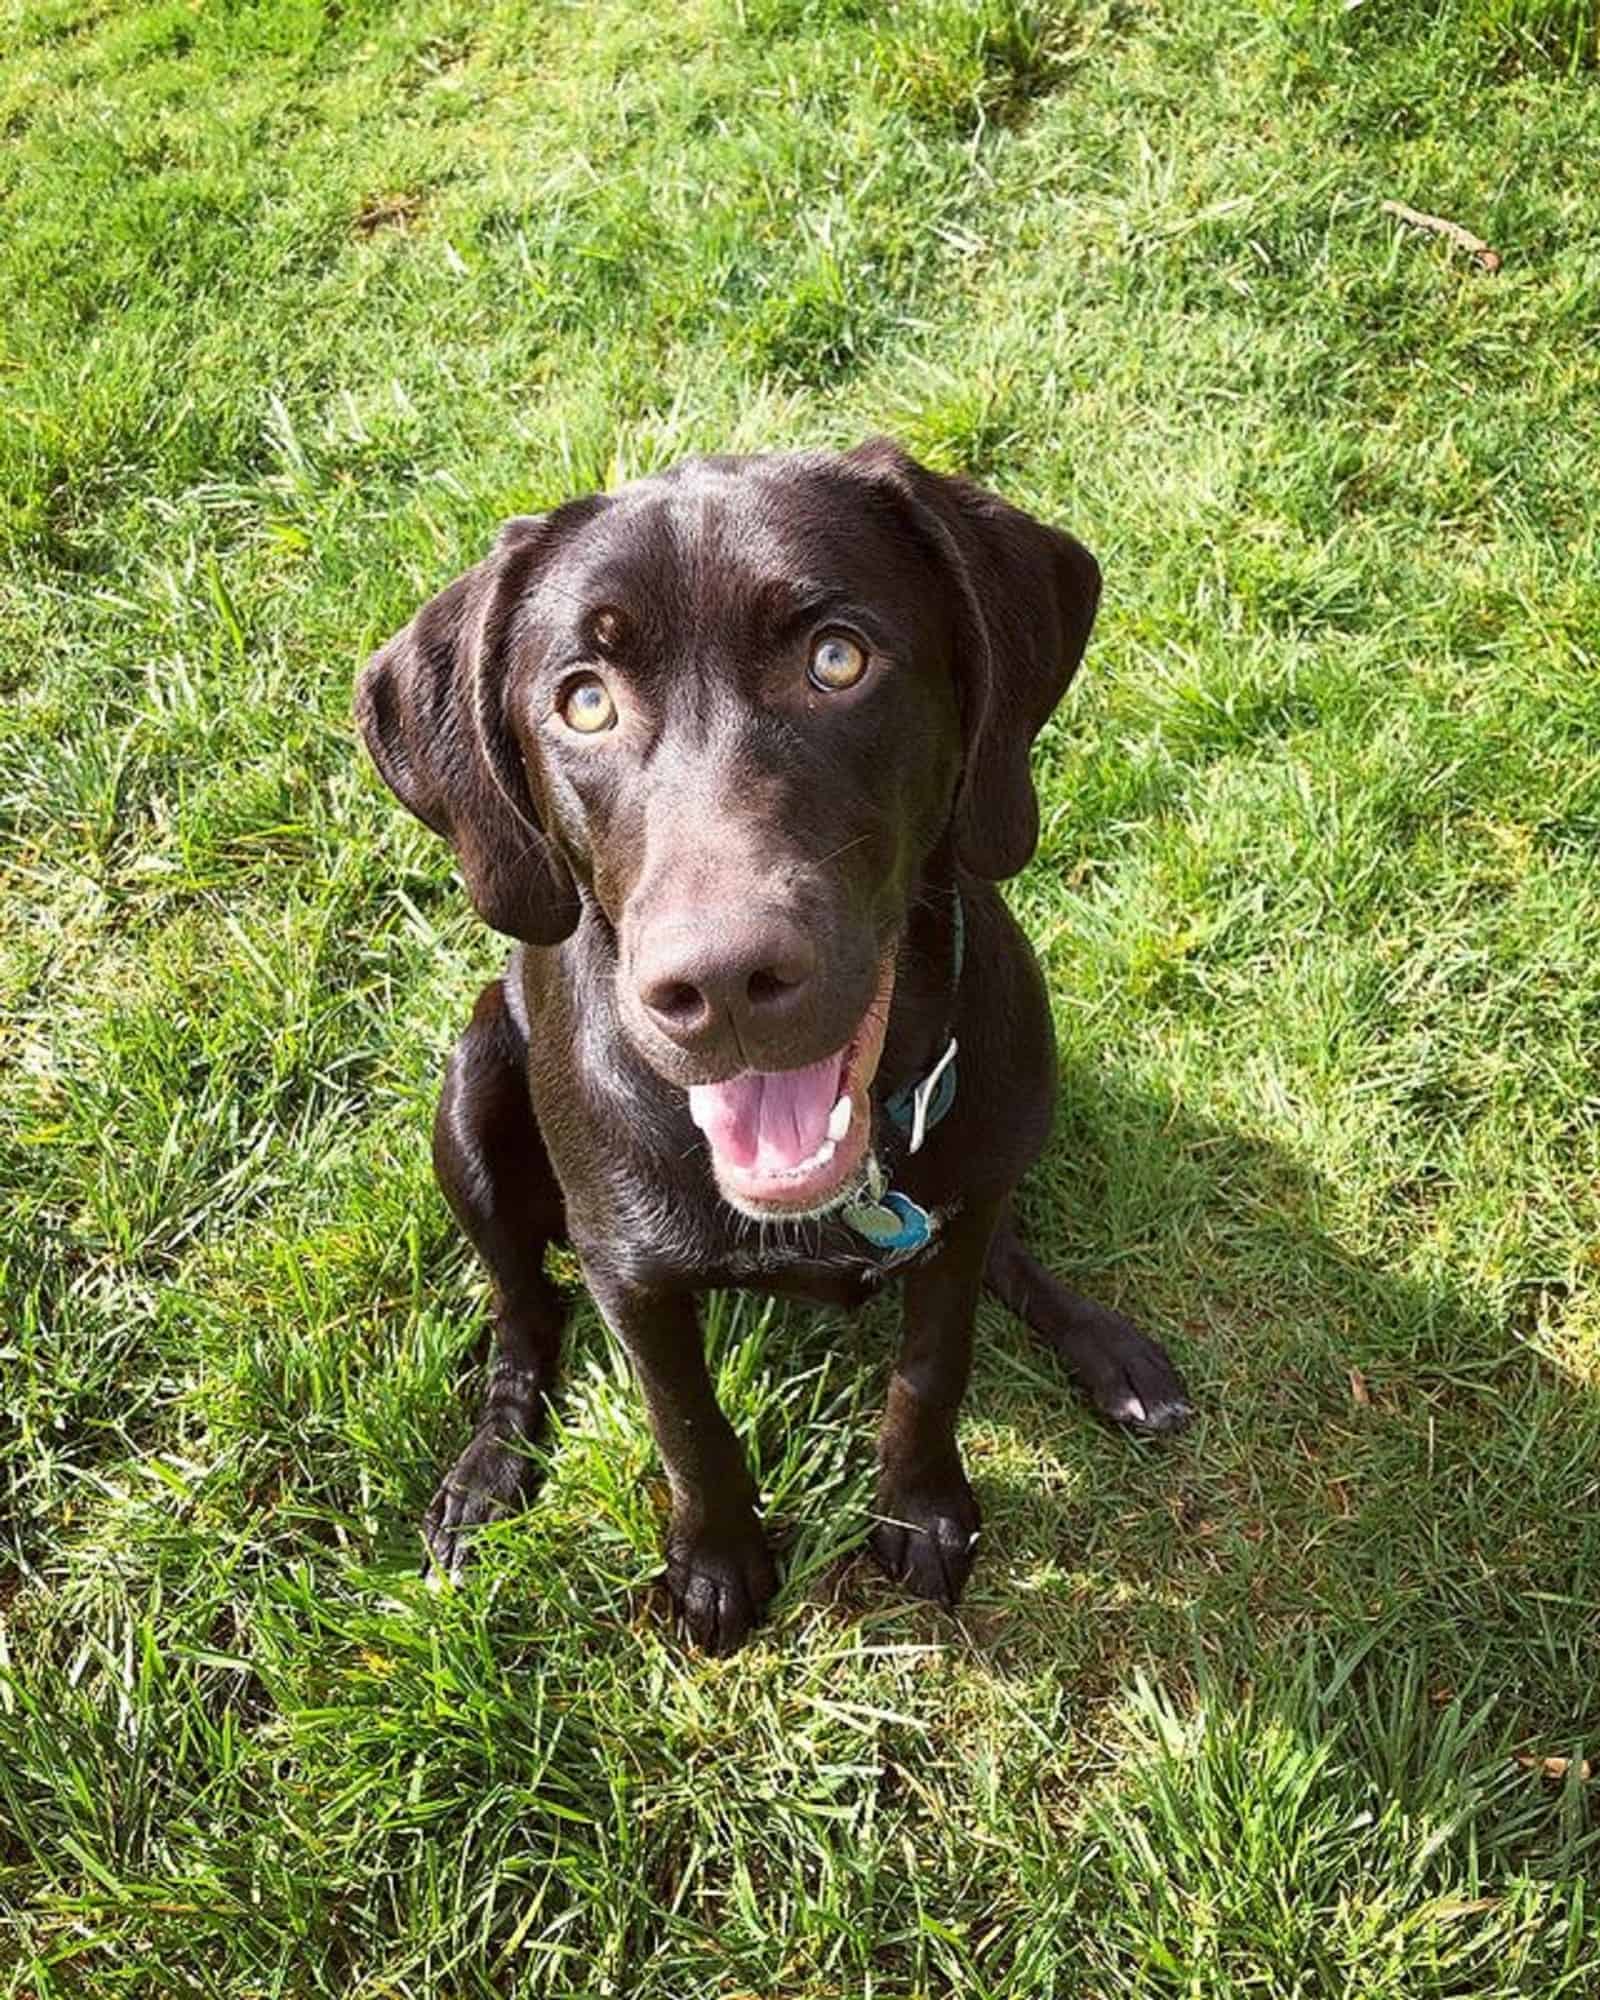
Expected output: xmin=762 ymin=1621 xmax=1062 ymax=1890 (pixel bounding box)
xmin=742 ymin=1053 xmax=1600 ymax=1984
xmin=740 ymin=1048 xmax=1600 ymax=1737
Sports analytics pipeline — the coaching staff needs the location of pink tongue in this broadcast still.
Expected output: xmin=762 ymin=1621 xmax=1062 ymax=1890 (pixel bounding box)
xmin=688 ymin=1052 xmax=844 ymax=1174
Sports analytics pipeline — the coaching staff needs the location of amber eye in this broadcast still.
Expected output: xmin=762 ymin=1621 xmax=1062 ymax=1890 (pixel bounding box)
xmin=560 ymin=674 xmax=617 ymax=734
xmin=808 ymin=632 xmax=868 ymax=692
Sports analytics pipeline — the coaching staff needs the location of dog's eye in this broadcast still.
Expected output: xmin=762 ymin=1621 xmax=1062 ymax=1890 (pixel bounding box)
xmin=808 ymin=633 xmax=868 ymax=692
xmin=560 ymin=675 xmax=617 ymax=734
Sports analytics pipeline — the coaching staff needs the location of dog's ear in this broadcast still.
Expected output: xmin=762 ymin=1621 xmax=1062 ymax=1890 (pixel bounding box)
xmin=844 ymin=437 xmax=1101 ymax=881
xmin=356 ymin=514 xmax=582 ymax=945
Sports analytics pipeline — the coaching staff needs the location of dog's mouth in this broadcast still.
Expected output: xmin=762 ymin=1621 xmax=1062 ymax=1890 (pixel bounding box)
xmin=687 ymin=952 xmax=895 ymax=1219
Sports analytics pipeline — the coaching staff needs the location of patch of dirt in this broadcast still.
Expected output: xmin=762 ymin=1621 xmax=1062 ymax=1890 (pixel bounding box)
xmin=354 ymin=191 xmax=423 ymax=236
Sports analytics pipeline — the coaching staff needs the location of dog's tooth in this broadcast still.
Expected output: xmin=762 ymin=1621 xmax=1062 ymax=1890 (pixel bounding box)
xmin=827 ymin=1092 xmax=852 ymax=1143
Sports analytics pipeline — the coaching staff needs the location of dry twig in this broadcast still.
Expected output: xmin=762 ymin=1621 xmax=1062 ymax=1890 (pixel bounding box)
xmin=1381 ymin=199 xmax=1502 ymax=273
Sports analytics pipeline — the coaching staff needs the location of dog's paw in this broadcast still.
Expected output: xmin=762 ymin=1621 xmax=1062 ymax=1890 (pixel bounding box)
xmin=665 ymin=1517 xmax=777 ymax=1656
xmin=870 ymin=1473 xmax=981 ymax=1607
xmin=1077 ymin=1313 xmax=1193 ymax=1436
xmin=421 ymin=1426 xmax=541 ymax=1581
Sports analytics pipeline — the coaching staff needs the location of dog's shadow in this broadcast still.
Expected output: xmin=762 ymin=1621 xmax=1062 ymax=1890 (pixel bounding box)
xmin=737 ymin=1055 xmax=1600 ymax=1733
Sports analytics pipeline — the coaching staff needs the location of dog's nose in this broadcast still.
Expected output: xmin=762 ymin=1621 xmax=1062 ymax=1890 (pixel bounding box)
xmin=634 ymin=908 xmax=818 ymax=1054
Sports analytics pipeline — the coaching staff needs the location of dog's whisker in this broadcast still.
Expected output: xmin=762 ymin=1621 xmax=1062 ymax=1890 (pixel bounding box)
xmin=810 ymin=832 xmax=874 ymax=872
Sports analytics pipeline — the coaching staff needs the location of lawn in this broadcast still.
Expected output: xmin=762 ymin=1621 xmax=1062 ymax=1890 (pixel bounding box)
xmin=3 ymin=0 xmax=1600 ymax=1991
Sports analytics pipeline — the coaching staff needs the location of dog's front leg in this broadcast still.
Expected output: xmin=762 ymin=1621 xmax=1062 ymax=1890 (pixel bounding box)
xmin=870 ymin=1197 xmax=1002 ymax=1608
xmin=587 ymin=1271 xmax=777 ymax=1654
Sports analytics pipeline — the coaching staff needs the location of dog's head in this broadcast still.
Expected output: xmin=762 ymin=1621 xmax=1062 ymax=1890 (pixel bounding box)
xmin=358 ymin=441 xmax=1099 ymax=1218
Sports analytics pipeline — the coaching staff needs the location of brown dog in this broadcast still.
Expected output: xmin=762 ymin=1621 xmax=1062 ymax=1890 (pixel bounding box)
xmin=358 ymin=439 xmax=1189 ymax=1652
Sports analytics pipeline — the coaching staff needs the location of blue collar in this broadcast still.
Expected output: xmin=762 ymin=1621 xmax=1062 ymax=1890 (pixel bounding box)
xmin=883 ymin=1032 xmax=958 ymax=1154
xmin=882 ymin=887 xmax=963 ymax=1152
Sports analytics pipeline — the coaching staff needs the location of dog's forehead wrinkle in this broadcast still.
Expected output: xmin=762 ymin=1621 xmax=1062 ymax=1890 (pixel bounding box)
xmin=527 ymin=490 xmax=679 ymax=630
xmin=660 ymin=466 xmax=868 ymax=593
xmin=533 ymin=469 xmax=900 ymax=671
xmin=664 ymin=480 xmax=802 ymax=619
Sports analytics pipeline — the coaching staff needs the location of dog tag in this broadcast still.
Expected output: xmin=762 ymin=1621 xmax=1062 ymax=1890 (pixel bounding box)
xmin=842 ymin=1198 xmax=903 ymax=1243
xmin=843 ymin=1190 xmax=933 ymax=1254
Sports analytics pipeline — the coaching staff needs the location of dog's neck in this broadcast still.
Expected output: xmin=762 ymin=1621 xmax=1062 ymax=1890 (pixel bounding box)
xmin=876 ymin=857 xmax=964 ymax=1131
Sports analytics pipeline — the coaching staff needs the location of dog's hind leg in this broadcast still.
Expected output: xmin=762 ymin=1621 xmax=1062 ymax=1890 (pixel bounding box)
xmin=424 ymin=967 xmax=568 ymax=1578
xmin=983 ymin=1219 xmax=1193 ymax=1436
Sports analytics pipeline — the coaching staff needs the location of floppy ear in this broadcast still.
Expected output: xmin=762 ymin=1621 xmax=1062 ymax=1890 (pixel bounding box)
xmin=843 ymin=438 xmax=1101 ymax=881
xmin=356 ymin=515 xmax=581 ymax=945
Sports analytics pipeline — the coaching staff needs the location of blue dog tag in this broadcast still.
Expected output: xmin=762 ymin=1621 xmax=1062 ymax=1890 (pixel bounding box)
xmin=842 ymin=1189 xmax=933 ymax=1254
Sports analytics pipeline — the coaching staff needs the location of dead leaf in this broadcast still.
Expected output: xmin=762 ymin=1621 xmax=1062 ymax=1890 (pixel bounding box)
xmin=1418 ymin=1895 xmax=1500 ymax=1922
xmin=1515 ymin=1753 xmax=1592 ymax=1782
xmin=355 ymin=191 xmax=422 ymax=236
xmin=1348 ymin=1367 xmax=1371 ymax=1407
xmin=1381 ymin=199 xmax=1502 ymax=273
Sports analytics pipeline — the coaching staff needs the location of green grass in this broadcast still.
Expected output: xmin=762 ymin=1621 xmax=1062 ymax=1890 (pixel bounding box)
xmin=3 ymin=0 xmax=1600 ymax=1991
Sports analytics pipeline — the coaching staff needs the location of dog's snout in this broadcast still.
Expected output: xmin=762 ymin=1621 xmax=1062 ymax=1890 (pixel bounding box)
xmin=635 ymin=908 xmax=818 ymax=1055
